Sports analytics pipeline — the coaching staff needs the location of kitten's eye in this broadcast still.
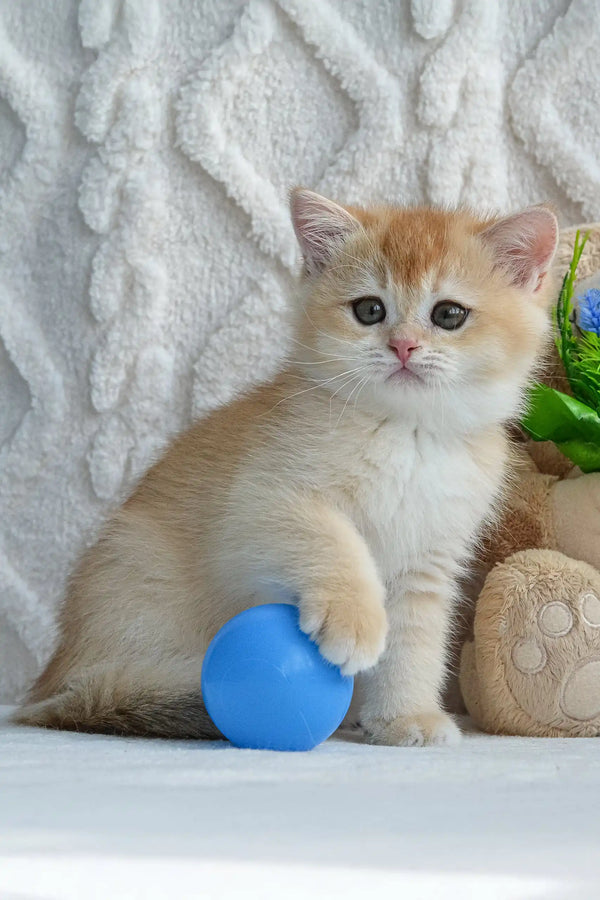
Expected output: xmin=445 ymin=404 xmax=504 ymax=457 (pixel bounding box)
xmin=352 ymin=296 xmax=386 ymax=326
xmin=431 ymin=301 xmax=469 ymax=330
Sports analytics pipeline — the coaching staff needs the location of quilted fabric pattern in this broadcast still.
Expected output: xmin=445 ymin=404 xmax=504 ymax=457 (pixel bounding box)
xmin=0 ymin=0 xmax=596 ymax=700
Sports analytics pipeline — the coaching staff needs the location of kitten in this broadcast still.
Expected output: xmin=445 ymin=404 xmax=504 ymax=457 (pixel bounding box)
xmin=15 ymin=190 xmax=558 ymax=746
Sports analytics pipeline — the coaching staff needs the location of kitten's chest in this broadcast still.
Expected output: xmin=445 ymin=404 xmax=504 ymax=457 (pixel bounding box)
xmin=337 ymin=425 xmax=501 ymax=578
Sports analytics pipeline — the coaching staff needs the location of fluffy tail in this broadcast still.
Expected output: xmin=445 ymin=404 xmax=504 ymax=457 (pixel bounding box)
xmin=13 ymin=682 xmax=222 ymax=740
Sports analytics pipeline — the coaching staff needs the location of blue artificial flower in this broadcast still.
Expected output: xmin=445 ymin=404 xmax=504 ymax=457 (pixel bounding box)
xmin=578 ymin=288 xmax=600 ymax=334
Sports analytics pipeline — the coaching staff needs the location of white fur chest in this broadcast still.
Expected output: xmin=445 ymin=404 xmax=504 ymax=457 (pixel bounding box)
xmin=330 ymin=420 xmax=503 ymax=582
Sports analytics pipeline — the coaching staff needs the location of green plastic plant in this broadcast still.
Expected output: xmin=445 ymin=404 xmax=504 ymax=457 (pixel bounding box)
xmin=521 ymin=230 xmax=600 ymax=473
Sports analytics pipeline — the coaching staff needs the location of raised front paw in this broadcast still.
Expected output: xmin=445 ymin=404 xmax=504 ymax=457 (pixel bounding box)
xmin=299 ymin=581 xmax=388 ymax=676
xmin=364 ymin=711 xmax=461 ymax=747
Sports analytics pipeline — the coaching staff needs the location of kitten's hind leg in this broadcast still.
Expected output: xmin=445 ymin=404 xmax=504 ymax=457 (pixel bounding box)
xmin=13 ymin=658 xmax=223 ymax=740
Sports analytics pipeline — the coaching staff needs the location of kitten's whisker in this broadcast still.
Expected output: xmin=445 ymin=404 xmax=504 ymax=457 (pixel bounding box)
xmin=329 ymin=374 xmax=363 ymax=429
xmin=433 ymin=375 xmax=445 ymax=432
xmin=329 ymin=378 xmax=359 ymax=427
xmin=327 ymin=369 xmax=367 ymax=400
xmin=327 ymin=366 xmax=373 ymax=426
xmin=352 ymin=374 xmax=372 ymax=417
xmin=301 ymin=307 xmax=358 ymax=349
xmin=334 ymin=373 xmax=369 ymax=429
xmin=330 ymin=262 xmax=365 ymax=274
xmin=287 ymin=336 xmax=359 ymax=360
xmin=263 ymin=366 xmax=368 ymax=417
xmin=294 ymin=357 xmax=363 ymax=366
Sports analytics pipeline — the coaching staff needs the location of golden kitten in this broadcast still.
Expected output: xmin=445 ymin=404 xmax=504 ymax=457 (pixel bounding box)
xmin=16 ymin=189 xmax=558 ymax=746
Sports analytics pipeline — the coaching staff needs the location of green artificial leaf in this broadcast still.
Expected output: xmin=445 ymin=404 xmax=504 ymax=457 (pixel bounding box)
xmin=555 ymin=230 xmax=590 ymax=393
xmin=568 ymin=327 xmax=600 ymax=414
xmin=554 ymin=440 xmax=600 ymax=473
xmin=521 ymin=230 xmax=600 ymax=472
xmin=522 ymin=383 xmax=600 ymax=471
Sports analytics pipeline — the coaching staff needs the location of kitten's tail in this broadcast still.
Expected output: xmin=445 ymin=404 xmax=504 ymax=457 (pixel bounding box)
xmin=13 ymin=673 xmax=222 ymax=740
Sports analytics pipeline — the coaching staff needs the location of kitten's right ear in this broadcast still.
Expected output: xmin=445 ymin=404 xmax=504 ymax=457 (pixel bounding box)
xmin=290 ymin=188 xmax=361 ymax=275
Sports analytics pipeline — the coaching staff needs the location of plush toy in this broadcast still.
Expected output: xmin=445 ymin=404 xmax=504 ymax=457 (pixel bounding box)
xmin=459 ymin=223 xmax=600 ymax=737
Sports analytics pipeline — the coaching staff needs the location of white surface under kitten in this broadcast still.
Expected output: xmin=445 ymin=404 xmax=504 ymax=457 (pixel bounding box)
xmin=1 ymin=708 xmax=599 ymax=900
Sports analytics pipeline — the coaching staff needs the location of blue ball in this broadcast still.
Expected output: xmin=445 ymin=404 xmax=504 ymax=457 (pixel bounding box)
xmin=201 ymin=603 xmax=354 ymax=751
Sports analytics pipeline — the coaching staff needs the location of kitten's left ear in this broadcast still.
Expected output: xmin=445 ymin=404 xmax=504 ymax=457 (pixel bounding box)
xmin=290 ymin=187 xmax=362 ymax=275
xmin=481 ymin=206 xmax=558 ymax=293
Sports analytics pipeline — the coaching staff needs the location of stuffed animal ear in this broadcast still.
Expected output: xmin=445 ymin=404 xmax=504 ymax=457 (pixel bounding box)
xmin=481 ymin=206 xmax=559 ymax=293
xmin=290 ymin=188 xmax=361 ymax=275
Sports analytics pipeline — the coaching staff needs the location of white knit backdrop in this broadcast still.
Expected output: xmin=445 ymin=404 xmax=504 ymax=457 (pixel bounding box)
xmin=0 ymin=0 xmax=598 ymax=701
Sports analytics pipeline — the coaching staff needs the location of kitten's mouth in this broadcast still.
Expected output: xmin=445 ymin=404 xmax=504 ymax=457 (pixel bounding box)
xmin=386 ymin=365 xmax=424 ymax=384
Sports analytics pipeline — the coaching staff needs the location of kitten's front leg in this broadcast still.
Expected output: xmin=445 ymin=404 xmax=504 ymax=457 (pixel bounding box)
xmin=287 ymin=502 xmax=389 ymax=675
xmin=223 ymin=497 xmax=388 ymax=675
xmin=360 ymin=568 xmax=460 ymax=746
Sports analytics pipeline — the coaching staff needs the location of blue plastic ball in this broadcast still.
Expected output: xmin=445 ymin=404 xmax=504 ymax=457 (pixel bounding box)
xmin=201 ymin=603 xmax=354 ymax=751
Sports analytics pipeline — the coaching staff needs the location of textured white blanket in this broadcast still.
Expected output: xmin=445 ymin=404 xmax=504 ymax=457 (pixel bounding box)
xmin=1 ymin=0 xmax=598 ymax=700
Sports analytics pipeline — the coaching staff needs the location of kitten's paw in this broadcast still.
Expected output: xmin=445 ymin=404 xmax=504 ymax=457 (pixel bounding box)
xmin=299 ymin=584 xmax=388 ymax=675
xmin=365 ymin=711 xmax=461 ymax=747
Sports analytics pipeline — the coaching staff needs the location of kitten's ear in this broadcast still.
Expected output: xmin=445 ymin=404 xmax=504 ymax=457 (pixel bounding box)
xmin=481 ymin=206 xmax=558 ymax=293
xmin=290 ymin=188 xmax=362 ymax=275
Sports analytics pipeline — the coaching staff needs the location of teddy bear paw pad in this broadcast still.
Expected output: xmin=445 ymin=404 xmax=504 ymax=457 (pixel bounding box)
xmin=538 ymin=601 xmax=573 ymax=637
xmin=497 ymin=552 xmax=600 ymax=736
xmin=511 ymin=637 xmax=546 ymax=674
xmin=581 ymin=592 xmax=600 ymax=627
xmin=560 ymin=658 xmax=600 ymax=721
xmin=510 ymin=599 xmax=600 ymax=722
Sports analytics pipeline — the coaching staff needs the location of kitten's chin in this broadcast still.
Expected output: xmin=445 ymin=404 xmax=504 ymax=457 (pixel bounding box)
xmin=355 ymin=372 xmax=439 ymax=420
xmin=349 ymin=362 xmax=528 ymax=433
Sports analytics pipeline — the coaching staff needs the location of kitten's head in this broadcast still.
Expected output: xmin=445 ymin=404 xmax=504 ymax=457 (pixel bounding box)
xmin=289 ymin=188 xmax=558 ymax=431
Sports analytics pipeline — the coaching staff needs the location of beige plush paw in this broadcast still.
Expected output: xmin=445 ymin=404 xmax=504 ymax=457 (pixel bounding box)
xmin=299 ymin=583 xmax=388 ymax=675
xmin=364 ymin=711 xmax=461 ymax=747
xmin=461 ymin=549 xmax=600 ymax=737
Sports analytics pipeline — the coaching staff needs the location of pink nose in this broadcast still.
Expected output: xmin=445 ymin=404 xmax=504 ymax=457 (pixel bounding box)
xmin=389 ymin=338 xmax=421 ymax=366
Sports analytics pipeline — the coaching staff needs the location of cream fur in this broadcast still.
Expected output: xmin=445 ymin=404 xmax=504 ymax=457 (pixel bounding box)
xmin=15 ymin=192 xmax=557 ymax=746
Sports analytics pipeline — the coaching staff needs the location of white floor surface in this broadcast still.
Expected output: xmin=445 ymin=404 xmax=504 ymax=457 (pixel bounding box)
xmin=0 ymin=707 xmax=598 ymax=900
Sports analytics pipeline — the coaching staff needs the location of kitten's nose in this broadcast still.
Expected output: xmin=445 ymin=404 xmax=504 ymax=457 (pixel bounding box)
xmin=389 ymin=337 xmax=421 ymax=366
